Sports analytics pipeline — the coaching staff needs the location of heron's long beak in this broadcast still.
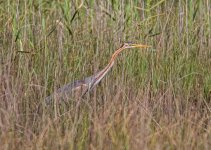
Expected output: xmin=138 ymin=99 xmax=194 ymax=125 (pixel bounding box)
xmin=130 ymin=44 xmax=151 ymax=48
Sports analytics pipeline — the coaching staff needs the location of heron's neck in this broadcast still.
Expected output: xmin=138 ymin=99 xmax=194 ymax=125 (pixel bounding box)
xmin=95 ymin=47 xmax=123 ymax=78
xmin=90 ymin=47 xmax=123 ymax=88
xmin=92 ymin=60 xmax=115 ymax=86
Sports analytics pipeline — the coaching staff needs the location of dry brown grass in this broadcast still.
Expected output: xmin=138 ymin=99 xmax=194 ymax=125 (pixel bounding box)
xmin=0 ymin=0 xmax=211 ymax=149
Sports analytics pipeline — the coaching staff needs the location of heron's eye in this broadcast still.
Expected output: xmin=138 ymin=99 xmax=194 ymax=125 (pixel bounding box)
xmin=124 ymin=43 xmax=129 ymax=47
xmin=124 ymin=42 xmax=133 ymax=47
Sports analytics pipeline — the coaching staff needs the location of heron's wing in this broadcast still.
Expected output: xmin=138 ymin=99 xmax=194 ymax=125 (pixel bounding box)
xmin=45 ymin=76 xmax=94 ymax=105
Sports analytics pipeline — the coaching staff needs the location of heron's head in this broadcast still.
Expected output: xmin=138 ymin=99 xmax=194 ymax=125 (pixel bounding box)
xmin=111 ymin=42 xmax=150 ymax=60
xmin=121 ymin=42 xmax=150 ymax=49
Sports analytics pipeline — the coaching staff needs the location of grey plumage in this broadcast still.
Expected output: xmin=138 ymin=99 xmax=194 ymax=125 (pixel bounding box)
xmin=45 ymin=75 xmax=95 ymax=105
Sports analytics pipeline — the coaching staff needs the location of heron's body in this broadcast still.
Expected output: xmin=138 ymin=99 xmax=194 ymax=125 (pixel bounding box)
xmin=45 ymin=43 xmax=149 ymax=105
xmin=45 ymin=63 xmax=114 ymax=104
xmin=45 ymin=78 xmax=91 ymax=104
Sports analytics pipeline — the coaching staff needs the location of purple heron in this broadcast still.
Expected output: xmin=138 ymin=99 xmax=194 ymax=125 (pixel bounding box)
xmin=45 ymin=43 xmax=150 ymax=105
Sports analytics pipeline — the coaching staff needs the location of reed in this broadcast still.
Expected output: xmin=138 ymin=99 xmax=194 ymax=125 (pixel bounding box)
xmin=0 ymin=0 xmax=210 ymax=149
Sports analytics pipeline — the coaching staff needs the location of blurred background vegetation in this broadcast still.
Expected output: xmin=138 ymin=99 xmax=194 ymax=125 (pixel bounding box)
xmin=0 ymin=0 xmax=210 ymax=149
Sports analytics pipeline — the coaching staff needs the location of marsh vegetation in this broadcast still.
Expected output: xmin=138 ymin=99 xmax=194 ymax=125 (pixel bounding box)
xmin=0 ymin=0 xmax=211 ymax=149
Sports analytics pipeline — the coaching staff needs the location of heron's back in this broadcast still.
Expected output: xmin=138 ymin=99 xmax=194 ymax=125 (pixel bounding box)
xmin=45 ymin=79 xmax=89 ymax=105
